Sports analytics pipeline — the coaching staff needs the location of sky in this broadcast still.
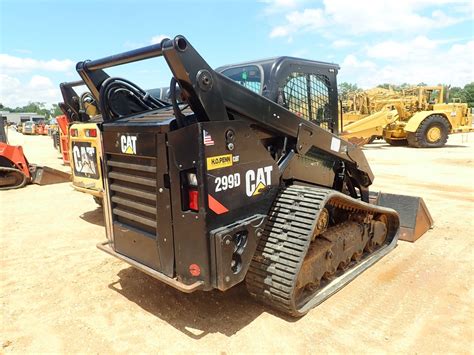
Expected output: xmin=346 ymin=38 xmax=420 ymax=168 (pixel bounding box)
xmin=0 ymin=0 xmax=473 ymax=108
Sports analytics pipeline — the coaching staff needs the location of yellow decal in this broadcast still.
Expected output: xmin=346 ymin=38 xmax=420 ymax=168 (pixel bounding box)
xmin=253 ymin=182 xmax=266 ymax=196
xmin=206 ymin=154 xmax=233 ymax=170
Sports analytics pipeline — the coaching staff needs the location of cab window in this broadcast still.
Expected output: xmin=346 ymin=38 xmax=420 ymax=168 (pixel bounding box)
xmin=279 ymin=72 xmax=332 ymax=131
xmin=221 ymin=65 xmax=262 ymax=94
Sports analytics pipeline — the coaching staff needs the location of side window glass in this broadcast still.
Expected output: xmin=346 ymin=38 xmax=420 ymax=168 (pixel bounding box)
xmin=280 ymin=72 xmax=332 ymax=131
xmin=221 ymin=65 xmax=262 ymax=94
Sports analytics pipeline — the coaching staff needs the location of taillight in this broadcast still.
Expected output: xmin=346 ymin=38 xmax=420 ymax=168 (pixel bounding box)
xmin=187 ymin=172 xmax=198 ymax=187
xmin=182 ymin=169 xmax=199 ymax=212
xmin=70 ymin=128 xmax=78 ymax=137
xmin=85 ymin=128 xmax=97 ymax=137
xmin=188 ymin=189 xmax=199 ymax=211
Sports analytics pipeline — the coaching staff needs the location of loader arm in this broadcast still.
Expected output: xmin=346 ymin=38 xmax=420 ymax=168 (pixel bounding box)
xmin=59 ymin=80 xmax=99 ymax=123
xmin=77 ymin=36 xmax=374 ymax=199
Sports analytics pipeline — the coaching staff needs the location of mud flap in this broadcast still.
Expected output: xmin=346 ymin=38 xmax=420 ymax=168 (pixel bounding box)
xmin=370 ymin=192 xmax=434 ymax=242
xmin=31 ymin=165 xmax=71 ymax=185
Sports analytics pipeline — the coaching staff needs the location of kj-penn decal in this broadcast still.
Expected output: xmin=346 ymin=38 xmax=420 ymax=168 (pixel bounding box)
xmin=206 ymin=154 xmax=233 ymax=170
xmin=120 ymin=135 xmax=137 ymax=155
xmin=245 ymin=166 xmax=273 ymax=197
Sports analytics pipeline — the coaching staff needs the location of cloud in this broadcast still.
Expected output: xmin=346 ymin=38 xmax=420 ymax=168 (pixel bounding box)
xmin=269 ymin=8 xmax=326 ymax=38
xmin=150 ymin=34 xmax=170 ymax=45
xmin=0 ymin=54 xmax=74 ymax=74
xmin=332 ymin=39 xmax=356 ymax=48
xmin=342 ymin=55 xmax=376 ymax=70
xmin=261 ymin=0 xmax=301 ymax=14
xmin=266 ymin=0 xmax=469 ymax=38
xmin=0 ymin=74 xmax=61 ymax=108
xmin=366 ymin=36 xmax=438 ymax=59
xmin=339 ymin=40 xmax=474 ymax=88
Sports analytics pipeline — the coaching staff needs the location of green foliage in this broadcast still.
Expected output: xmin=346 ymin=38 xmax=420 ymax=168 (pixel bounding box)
xmin=449 ymin=82 xmax=474 ymax=107
xmin=51 ymin=104 xmax=63 ymax=117
xmin=463 ymin=82 xmax=474 ymax=107
xmin=0 ymin=101 xmax=55 ymax=120
xmin=377 ymin=83 xmax=411 ymax=90
xmin=377 ymin=83 xmax=391 ymax=90
xmin=338 ymin=82 xmax=360 ymax=100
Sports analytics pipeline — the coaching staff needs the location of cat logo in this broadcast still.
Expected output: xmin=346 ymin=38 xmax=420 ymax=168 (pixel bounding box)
xmin=245 ymin=166 xmax=273 ymax=197
xmin=120 ymin=135 xmax=137 ymax=155
xmin=71 ymin=142 xmax=99 ymax=179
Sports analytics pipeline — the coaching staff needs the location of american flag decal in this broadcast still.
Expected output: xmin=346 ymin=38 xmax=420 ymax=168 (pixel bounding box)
xmin=203 ymin=129 xmax=215 ymax=146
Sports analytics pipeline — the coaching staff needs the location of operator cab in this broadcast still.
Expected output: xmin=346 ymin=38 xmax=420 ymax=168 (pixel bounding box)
xmin=217 ymin=57 xmax=340 ymax=134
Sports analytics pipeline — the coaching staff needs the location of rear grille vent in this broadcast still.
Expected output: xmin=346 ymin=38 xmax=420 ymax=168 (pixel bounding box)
xmin=107 ymin=154 xmax=157 ymax=235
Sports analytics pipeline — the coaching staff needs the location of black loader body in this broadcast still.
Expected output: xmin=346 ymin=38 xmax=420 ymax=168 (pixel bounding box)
xmin=77 ymin=36 xmax=400 ymax=316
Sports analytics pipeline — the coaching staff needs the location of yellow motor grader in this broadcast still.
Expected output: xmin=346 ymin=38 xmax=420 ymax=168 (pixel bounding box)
xmin=341 ymin=86 xmax=473 ymax=147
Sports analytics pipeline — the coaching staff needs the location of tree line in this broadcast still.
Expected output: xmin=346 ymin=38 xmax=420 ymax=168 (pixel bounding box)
xmin=0 ymin=102 xmax=63 ymax=121
xmin=1 ymin=82 xmax=473 ymax=118
xmin=338 ymin=82 xmax=474 ymax=108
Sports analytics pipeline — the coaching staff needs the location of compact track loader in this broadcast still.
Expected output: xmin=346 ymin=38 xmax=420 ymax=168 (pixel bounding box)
xmin=59 ymin=81 xmax=171 ymax=204
xmin=0 ymin=118 xmax=70 ymax=190
xmin=76 ymin=36 xmax=431 ymax=316
xmin=58 ymin=80 xmax=105 ymax=204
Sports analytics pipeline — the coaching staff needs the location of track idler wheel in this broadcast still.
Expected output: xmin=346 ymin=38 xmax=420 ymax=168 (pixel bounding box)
xmin=0 ymin=167 xmax=28 ymax=190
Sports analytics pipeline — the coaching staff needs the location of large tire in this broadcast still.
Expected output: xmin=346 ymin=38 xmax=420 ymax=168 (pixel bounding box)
xmin=384 ymin=137 xmax=408 ymax=146
xmin=407 ymin=115 xmax=450 ymax=148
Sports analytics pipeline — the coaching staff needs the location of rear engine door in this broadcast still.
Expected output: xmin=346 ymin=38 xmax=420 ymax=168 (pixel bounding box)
xmin=102 ymin=123 xmax=174 ymax=277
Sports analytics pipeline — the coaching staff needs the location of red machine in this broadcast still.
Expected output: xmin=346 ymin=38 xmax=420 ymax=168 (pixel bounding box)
xmin=0 ymin=142 xmax=31 ymax=189
xmin=35 ymin=123 xmax=48 ymax=135
xmin=56 ymin=115 xmax=70 ymax=164
xmin=0 ymin=120 xmax=70 ymax=190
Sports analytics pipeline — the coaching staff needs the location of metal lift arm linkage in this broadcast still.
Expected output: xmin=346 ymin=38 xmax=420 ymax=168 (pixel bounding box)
xmin=76 ymin=35 xmax=374 ymax=195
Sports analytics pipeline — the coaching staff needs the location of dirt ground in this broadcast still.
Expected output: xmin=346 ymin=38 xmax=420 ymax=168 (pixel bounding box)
xmin=1 ymin=128 xmax=473 ymax=353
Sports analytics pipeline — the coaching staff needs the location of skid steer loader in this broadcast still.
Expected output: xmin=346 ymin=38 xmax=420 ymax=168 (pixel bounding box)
xmin=76 ymin=36 xmax=432 ymax=316
xmin=59 ymin=81 xmax=172 ymax=205
xmin=58 ymin=80 xmax=105 ymax=204
xmin=0 ymin=118 xmax=70 ymax=190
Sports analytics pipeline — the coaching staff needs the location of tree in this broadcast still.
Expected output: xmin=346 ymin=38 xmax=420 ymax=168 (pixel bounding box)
xmin=0 ymin=102 xmax=64 ymax=119
xmin=377 ymin=83 xmax=391 ymax=90
xmin=463 ymin=82 xmax=474 ymax=108
xmin=449 ymin=86 xmax=467 ymax=102
xmin=448 ymin=83 xmax=474 ymax=107
xmin=51 ymin=104 xmax=63 ymax=117
xmin=338 ymin=82 xmax=360 ymax=100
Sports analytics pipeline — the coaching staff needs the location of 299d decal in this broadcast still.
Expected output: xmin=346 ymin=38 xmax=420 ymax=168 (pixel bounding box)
xmin=215 ymin=173 xmax=241 ymax=192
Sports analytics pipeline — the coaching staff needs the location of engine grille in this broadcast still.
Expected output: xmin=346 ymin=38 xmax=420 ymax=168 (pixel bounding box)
xmin=106 ymin=154 xmax=157 ymax=235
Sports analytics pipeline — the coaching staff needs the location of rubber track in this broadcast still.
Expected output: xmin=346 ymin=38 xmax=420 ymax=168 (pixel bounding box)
xmin=246 ymin=184 xmax=398 ymax=317
xmin=0 ymin=167 xmax=28 ymax=190
xmin=246 ymin=185 xmax=330 ymax=316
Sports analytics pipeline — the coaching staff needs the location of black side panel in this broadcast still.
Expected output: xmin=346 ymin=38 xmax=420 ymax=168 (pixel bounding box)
xmin=167 ymin=124 xmax=211 ymax=287
xmin=102 ymin=121 xmax=175 ymax=278
xmin=114 ymin=222 xmax=161 ymax=270
xmin=155 ymin=134 xmax=175 ymax=276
